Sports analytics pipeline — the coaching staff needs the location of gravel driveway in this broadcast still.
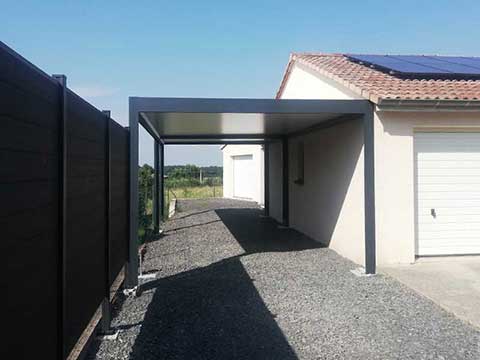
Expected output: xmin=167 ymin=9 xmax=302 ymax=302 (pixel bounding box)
xmin=88 ymin=198 xmax=479 ymax=360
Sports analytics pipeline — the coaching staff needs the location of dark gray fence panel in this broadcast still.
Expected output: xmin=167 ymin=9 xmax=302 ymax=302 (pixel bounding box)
xmin=2 ymin=42 xmax=130 ymax=359
xmin=1 ymin=44 xmax=60 ymax=360
xmin=65 ymin=91 xmax=107 ymax=354
xmin=109 ymin=121 xmax=129 ymax=284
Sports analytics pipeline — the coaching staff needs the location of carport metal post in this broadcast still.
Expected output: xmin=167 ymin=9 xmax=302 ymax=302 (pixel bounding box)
xmin=363 ymin=104 xmax=376 ymax=274
xmin=282 ymin=137 xmax=289 ymax=227
xmin=160 ymin=143 xmax=165 ymax=219
xmin=263 ymin=143 xmax=269 ymax=216
xmin=127 ymin=99 xmax=139 ymax=288
xmin=153 ymin=140 xmax=160 ymax=232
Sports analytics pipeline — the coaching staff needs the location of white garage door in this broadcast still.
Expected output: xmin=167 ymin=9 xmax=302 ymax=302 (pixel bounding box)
xmin=233 ymin=155 xmax=255 ymax=199
xmin=415 ymin=132 xmax=480 ymax=256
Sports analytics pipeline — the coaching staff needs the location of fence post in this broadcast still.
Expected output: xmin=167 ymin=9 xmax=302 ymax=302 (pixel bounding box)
xmin=101 ymin=110 xmax=112 ymax=333
xmin=127 ymin=101 xmax=139 ymax=288
xmin=52 ymin=74 xmax=67 ymax=359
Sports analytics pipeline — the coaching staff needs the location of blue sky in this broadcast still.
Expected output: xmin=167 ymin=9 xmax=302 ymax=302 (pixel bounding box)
xmin=2 ymin=0 xmax=479 ymax=165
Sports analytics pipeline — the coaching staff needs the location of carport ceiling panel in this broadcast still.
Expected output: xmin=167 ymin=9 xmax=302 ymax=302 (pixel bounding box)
xmin=141 ymin=111 xmax=339 ymax=136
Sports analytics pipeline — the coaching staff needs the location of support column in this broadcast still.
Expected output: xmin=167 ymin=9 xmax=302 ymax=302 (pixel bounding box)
xmin=101 ymin=110 xmax=112 ymax=333
xmin=153 ymin=140 xmax=160 ymax=232
xmin=126 ymin=101 xmax=139 ymax=288
xmin=282 ymin=137 xmax=289 ymax=227
xmin=160 ymin=143 xmax=165 ymax=219
xmin=52 ymin=74 xmax=67 ymax=359
xmin=363 ymin=105 xmax=376 ymax=274
xmin=263 ymin=143 xmax=269 ymax=217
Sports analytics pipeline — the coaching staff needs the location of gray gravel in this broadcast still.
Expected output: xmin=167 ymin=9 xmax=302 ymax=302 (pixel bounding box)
xmin=88 ymin=198 xmax=480 ymax=360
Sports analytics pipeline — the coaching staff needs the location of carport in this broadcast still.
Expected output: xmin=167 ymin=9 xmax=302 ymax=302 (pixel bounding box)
xmin=127 ymin=97 xmax=375 ymax=287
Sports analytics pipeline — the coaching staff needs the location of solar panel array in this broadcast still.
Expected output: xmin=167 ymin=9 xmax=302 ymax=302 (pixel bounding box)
xmin=346 ymin=54 xmax=480 ymax=76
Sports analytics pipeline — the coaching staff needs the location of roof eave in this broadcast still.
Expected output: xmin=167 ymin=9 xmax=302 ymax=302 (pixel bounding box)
xmin=377 ymin=99 xmax=480 ymax=112
xmin=276 ymin=53 xmax=297 ymax=99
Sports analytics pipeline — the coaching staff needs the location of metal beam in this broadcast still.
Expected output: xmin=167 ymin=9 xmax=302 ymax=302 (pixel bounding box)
xmin=52 ymin=74 xmax=67 ymax=359
xmin=282 ymin=137 xmax=289 ymax=227
xmin=264 ymin=143 xmax=270 ymax=217
xmin=139 ymin=113 xmax=162 ymax=142
xmin=131 ymin=97 xmax=370 ymax=115
xmin=363 ymin=104 xmax=376 ymax=274
xmin=162 ymin=134 xmax=281 ymax=140
xmin=126 ymin=100 xmax=139 ymax=288
xmin=164 ymin=141 xmax=268 ymax=145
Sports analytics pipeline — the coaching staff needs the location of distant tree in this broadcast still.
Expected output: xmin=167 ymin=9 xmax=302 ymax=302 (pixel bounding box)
xmin=138 ymin=164 xmax=154 ymax=234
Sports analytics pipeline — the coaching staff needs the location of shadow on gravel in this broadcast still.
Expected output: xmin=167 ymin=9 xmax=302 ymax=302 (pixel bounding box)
xmin=127 ymin=206 xmax=322 ymax=359
xmin=131 ymin=258 xmax=298 ymax=359
xmin=215 ymin=208 xmax=324 ymax=254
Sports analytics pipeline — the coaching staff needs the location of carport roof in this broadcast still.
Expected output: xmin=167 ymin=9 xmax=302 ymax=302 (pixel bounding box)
xmin=129 ymin=97 xmax=371 ymax=144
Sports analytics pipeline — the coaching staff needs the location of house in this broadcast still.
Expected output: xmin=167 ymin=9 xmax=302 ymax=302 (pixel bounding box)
xmin=222 ymin=144 xmax=265 ymax=204
xmin=272 ymin=53 xmax=480 ymax=265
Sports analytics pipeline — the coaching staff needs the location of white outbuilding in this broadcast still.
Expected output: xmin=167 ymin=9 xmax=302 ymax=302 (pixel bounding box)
xmin=222 ymin=144 xmax=264 ymax=205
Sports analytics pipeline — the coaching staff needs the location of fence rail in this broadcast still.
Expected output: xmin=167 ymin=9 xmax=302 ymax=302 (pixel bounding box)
xmin=2 ymin=41 xmax=129 ymax=359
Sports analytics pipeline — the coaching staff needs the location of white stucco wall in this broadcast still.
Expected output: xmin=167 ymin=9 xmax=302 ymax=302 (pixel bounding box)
xmin=222 ymin=144 xmax=264 ymax=204
xmin=374 ymin=110 xmax=480 ymax=265
xmin=276 ymin=63 xmax=366 ymax=266
xmin=278 ymin=59 xmax=480 ymax=266
xmin=281 ymin=62 xmax=361 ymax=100
xmin=267 ymin=141 xmax=283 ymax=223
xmin=289 ymin=120 xmax=366 ymax=265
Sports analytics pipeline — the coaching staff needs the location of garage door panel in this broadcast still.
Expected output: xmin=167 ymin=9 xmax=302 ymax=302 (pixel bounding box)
xmin=415 ymin=132 xmax=480 ymax=256
xmin=417 ymin=167 xmax=480 ymax=177
xmin=418 ymin=213 xmax=480 ymax=223
xmin=233 ymin=155 xmax=254 ymax=200
xmin=417 ymin=160 xmax=480 ymax=169
xmin=417 ymin=183 xmax=480 ymax=192
xmin=418 ymin=199 xmax=480 ymax=208
xmin=417 ymin=176 xmax=480 ymax=185
xmin=418 ymin=246 xmax=480 ymax=256
xmin=417 ymin=152 xmax=480 ymax=161
xmin=418 ymin=222 xmax=480 ymax=232
xmin=418 ymin=192 xmax=480 ymax=200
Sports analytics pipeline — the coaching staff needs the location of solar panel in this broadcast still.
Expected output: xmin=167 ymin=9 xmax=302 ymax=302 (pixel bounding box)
xmin=347 ymin=54 xmax=480 ymax=76
xmin=433 ymin=56 xmax=480 ymax=71
xmin=394 ymin=55 xmax=480 ymax=74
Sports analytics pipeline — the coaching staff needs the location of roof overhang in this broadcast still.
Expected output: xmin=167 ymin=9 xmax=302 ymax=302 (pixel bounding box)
xmin=129 ymin=97 xmax=371 ymax=144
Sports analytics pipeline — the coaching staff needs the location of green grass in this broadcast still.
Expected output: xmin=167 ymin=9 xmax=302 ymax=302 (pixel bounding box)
xmin=167 ymin=185 xmax=223 ymax=200
xmin=164 ymin=185 xmax=223 ymax=217
xmin=139 ymin=186 xmax=223 ymax=240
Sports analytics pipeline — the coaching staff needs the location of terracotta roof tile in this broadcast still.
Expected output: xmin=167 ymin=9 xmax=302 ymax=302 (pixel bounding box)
xmin=276 ymin=53 xmax=480 ymax=104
